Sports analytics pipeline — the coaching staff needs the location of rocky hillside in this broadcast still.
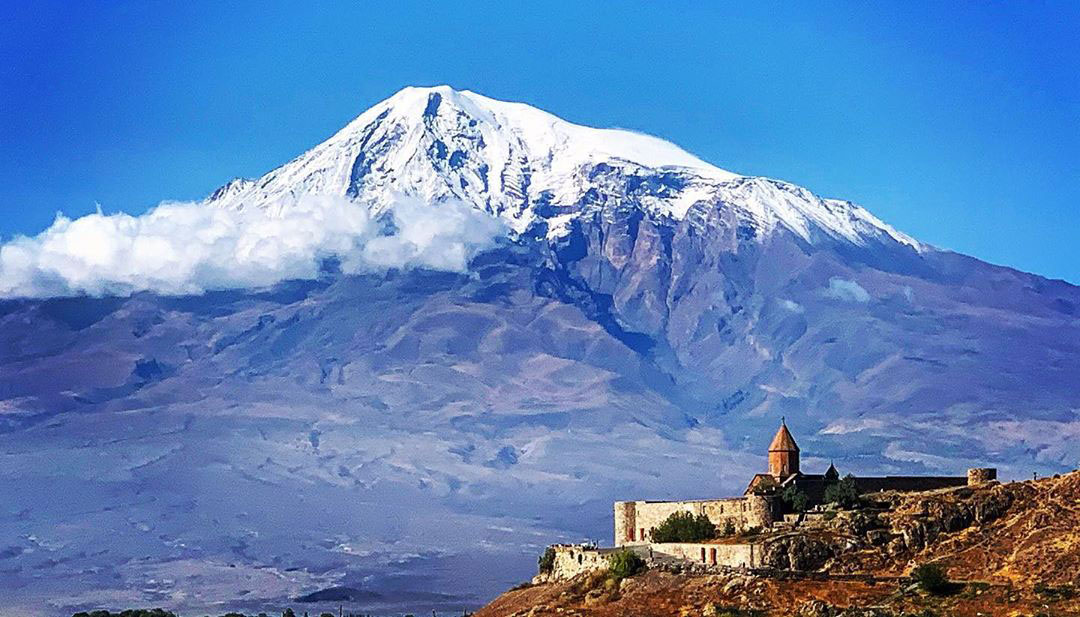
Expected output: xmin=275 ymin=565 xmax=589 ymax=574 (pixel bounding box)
xmin=844 ymin=470 xmax=1080 ymax=587
xmin=476 ymin=472 xmax=1080 ymax=616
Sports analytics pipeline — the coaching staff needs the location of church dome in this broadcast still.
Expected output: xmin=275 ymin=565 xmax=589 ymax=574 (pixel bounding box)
xmin=768 ymin=421 xmax=800 ymax=453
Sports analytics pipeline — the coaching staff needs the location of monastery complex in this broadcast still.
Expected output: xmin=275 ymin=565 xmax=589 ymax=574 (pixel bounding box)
xmin=542 ymin=421 xmax=997 ymax=580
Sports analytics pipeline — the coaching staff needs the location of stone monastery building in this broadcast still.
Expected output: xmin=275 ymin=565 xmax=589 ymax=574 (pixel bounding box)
xmin=542 ymin=421 xmax=997 ymax=581
xmin=615 ymin=420 xmax=993 ymax=546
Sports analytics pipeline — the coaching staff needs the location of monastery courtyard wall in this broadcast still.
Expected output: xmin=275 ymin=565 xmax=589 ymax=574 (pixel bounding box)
xmin=544 ymin=541 xmax=762 ymax=581
xmin=652 ymin=541 xmax=762 ymax=568
xmin=615 ymin=495 xmax=775 ymax=545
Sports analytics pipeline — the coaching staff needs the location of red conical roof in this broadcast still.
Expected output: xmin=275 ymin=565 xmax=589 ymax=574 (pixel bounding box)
xmin=768 ymin=421 xmax=799 ymax=452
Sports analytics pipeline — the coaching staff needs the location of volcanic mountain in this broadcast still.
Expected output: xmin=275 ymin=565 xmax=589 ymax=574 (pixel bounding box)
xmin=0 ymin=86 xmax=1077 ymax=616
xmin=207 ymin=86 xmax=915 ymax=247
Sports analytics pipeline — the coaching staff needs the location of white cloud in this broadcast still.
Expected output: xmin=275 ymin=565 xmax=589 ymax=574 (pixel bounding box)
xmin=0 ymin=195 xmax=505 ymax=298
xmin=819 ymin=418 xmax=886 ymax=435
xmin=883 ymin=441 xmax=955 ymax=470
xmin=825 ymin=277 xmax=870 ymax=303
xmin=780 ymin=299 xmax=804 ymax=313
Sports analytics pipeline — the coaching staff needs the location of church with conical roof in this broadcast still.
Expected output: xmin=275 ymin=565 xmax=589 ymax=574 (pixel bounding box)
xmin=744 ymin=420 xmax=979 ymax=506
xmin=768 ymin=418 xmax=800 ymax=478
xmin=612 ymin=420 xmax=993 ymax=551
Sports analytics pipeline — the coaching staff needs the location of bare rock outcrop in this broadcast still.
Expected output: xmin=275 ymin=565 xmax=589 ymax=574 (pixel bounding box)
xmin=762 ymin=535 xmax=834 ymax=571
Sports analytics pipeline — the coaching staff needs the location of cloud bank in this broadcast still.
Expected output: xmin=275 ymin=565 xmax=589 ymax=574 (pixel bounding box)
xmin=825 ymin=277 xmax=871 ymax=303
xmin=0 ymin=196 xmax=505 ymax=298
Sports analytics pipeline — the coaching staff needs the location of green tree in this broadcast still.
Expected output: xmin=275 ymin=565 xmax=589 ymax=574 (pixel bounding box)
xmin=824 ymin=474 xmax=861 ymax=509
xmin=781 ymin=484 xmax=809 ymax=513
xmin=607 ymin=548 xmax=645 ymax=580
xmin=283 ymin=609 xmax=297 ymax=617
xmin=650 ymin=511 xmax=716 ymax=543
xmin=538 ymin=546 xmax=556 ymax=574
xmin=912 ymin=562 xmax=950 ymax=595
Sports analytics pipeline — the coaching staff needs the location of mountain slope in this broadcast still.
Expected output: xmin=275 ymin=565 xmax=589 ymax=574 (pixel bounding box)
xmin=0 ymin=86 xmax=1077 ymax=616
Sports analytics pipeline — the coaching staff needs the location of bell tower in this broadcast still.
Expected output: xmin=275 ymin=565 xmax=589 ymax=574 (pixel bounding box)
xmin=768 ymin=418 xmax=800 ymax=478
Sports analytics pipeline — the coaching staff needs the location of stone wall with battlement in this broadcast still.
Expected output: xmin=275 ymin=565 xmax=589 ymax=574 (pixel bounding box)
xmin=547 ymin=544 xmax=609 ymax=581
xmin=543 ymin=541 xmax=762 ymax=581
xmin=614 ymin=495 xmax=776 ymax=546
xmin=542 ymin=544 xmax=650 ymax=581
xmin=967 ymin=468 xmax=997 ymax=485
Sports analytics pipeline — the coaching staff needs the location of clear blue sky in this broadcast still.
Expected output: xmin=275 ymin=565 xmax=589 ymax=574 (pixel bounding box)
xmin=2 ymin=2 xmax=1078 ymax=282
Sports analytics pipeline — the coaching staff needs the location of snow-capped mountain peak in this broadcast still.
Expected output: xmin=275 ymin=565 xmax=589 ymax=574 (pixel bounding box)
xmin=207 ymin=85 xmax=918 ymax=250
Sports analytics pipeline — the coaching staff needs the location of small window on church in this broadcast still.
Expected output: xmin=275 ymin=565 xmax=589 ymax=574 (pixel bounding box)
xmin=640 ymin=527 xmax=645 ymax=540
xmin=700 ymin=547 xmax=706 ymax=562
xmin=629 ymin=528 xmax=635 ymax=542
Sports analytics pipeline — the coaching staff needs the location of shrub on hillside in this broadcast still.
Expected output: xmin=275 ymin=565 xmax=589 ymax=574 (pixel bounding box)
xmin=708 ymin=606 xmax=765 ymax=617
xmin=912 ymin=562 xmax=950 ymax=595
xmin=538 ymin=546 xmax=556 ymax=574
xmin=650 ymin=511 xmax=716 ymax=543
xmin=824 ymin=474 xmax=862 ymax=509
xmin=1035 ymin=582 xmax=1077 ymax=600
xmin=607 ymin=548 xmax=646 ymax=580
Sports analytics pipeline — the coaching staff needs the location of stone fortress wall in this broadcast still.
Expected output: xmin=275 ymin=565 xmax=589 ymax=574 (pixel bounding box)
xmin=614 ymin=495 xmax=776 ymax=546
xmin=544 ymin=544 xmax=649 ymax=581
xmin=542 ymin=541 xmax=763 ymax=581
xmin=968 ymin=467 xmax=997 ymax=485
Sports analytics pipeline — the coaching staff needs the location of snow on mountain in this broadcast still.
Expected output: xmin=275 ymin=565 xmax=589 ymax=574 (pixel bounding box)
xmin=207 ymin=86 xmax=918 ymax=250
